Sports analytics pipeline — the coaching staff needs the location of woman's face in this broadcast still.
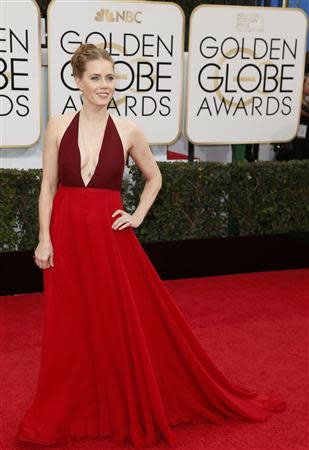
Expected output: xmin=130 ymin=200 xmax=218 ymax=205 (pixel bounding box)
xmin=75 ymin=58 xmax=115 ymax=106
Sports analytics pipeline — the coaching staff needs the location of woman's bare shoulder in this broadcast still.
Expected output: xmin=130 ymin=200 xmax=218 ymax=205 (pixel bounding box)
xmin=109 ymin=114 xmax=139 ymax=156
xmin=52 ymin=111 xmax=78 ymax=126
xmin=110 ymin=113 xmax=138 ymax=132
xmin=47 ymin=111 xmax=77 ymax=132
xmin=48 ymin=111 xmax=79 ymax=147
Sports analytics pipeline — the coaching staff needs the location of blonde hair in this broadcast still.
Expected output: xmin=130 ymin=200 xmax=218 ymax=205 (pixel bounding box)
xmin=70 ymin=43 xmax=114 ymax=79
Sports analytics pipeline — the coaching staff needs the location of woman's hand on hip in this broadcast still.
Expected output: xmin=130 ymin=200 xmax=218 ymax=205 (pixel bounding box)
xmin=111 ymin=209 xmax=143 ymax=230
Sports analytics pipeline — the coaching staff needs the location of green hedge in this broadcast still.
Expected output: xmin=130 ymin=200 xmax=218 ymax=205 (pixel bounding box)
xmin=1 ymin=160 xmax=309 ymax=252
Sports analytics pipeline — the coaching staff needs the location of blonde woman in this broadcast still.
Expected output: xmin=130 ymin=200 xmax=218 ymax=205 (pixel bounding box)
xmin=16 ymin=44 xmax=286 ymax=449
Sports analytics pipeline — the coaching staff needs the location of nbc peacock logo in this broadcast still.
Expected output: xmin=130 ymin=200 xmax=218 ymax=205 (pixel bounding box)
xmin=95 ymin=8 xmax=142 ymax=24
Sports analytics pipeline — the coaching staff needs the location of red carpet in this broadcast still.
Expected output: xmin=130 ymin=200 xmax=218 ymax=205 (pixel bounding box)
xmin=1 ymin=268 xmax=308 ymax=449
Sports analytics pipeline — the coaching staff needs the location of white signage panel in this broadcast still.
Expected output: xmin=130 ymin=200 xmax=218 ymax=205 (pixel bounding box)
xmin=48 ymin=0 xmax=184 ymax=145
xmin=1 ymin=0 xmax=42 ymax=148
xmin=186 ymin=6 xmax=308 ymax=144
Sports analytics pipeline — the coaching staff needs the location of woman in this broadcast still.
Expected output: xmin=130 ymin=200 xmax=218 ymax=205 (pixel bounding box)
xmin=16 ymin=44 xmax=286 ymax=449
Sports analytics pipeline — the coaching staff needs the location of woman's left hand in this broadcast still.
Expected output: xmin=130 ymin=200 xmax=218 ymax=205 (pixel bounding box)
xmin=111 ymin=209 xmax=143 ymax=230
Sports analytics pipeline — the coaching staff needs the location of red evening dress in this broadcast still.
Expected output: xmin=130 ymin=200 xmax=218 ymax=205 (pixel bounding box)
xmin=16 ymin=111 xmax=286 ymax=449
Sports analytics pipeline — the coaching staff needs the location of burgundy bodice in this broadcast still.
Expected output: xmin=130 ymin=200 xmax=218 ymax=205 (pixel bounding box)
xmin=57 ymin=111 xmax=125 ymax=190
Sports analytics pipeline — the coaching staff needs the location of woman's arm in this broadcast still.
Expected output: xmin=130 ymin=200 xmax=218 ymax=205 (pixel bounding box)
xmin=38 ymin=116 xmax=60 ymax=243
xmin=127 ymin=122 xmax=162 ymax=223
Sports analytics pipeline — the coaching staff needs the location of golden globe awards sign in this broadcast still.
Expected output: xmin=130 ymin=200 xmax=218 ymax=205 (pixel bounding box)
xmin=1 ymin=0 xmax=42 ymax=148
xmin=48 ymin=0 xmax=184 ymax=145
xmin=186 ymin=5 xmax=308 ymax=144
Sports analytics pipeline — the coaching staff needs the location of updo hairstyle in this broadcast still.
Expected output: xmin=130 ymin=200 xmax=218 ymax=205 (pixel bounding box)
xmin=70 ymin=43 xmax=114 ymax=79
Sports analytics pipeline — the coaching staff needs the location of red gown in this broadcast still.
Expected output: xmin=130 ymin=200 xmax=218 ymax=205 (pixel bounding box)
xmin=16 ymin=111 xmax=286 ymax=449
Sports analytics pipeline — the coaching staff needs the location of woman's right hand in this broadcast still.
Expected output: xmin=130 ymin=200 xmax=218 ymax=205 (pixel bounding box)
xmin=33 ymin=239 xmax=54 ymax=269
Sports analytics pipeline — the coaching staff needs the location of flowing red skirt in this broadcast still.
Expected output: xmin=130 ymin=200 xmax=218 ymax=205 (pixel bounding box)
xmin=16 ymin=184 xmax=286 ymax=449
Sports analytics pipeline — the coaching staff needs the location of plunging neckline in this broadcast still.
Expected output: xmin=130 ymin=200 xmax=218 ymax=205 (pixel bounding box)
xmin=77 ymin=110 xmax=111 ymax=188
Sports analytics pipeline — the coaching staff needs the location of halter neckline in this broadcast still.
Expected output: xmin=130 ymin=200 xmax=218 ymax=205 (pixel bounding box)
xmin=76 ymin=110 xmax=111 ymax=188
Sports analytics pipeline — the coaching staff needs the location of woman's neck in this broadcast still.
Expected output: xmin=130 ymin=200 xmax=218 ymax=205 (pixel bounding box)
xmin=80 ymin=106 xmax=109 ymax=123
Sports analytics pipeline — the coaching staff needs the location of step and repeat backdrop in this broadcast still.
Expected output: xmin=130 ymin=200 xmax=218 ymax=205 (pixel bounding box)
xmin=1 ymin=0 xmax=308 ymax=150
